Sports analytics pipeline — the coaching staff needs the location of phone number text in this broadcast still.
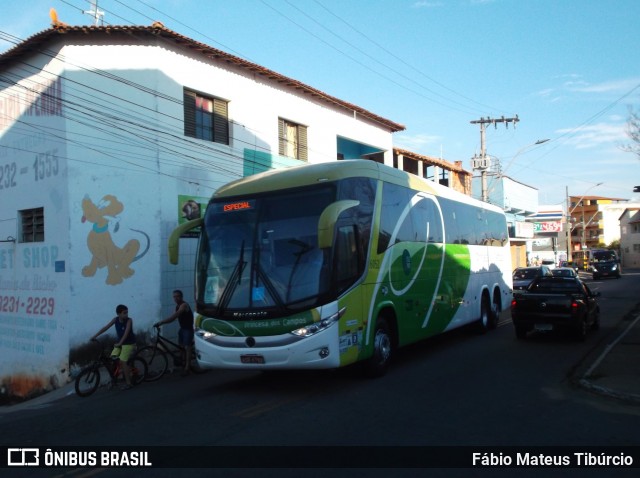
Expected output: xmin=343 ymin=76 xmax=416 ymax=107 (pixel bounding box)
xmin=0 ymin=296 xmax=55 ymax=315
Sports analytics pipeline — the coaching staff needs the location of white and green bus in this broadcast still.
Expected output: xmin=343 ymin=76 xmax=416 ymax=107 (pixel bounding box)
xmin=169 ymin=160 xmax=512 ymax=376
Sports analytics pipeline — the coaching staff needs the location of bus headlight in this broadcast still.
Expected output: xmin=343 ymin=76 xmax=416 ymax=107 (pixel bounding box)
xmin=196 ymin=328 xmax=216 ymax=340
xmin=291 ymin=307 xmax=346 ymax=338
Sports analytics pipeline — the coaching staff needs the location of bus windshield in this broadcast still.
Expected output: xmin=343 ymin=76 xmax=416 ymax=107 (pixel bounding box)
xmin=196 ymin=184 xmax=337 ymax=318
xmin=195 ymin=176 xmax=377 ymax=319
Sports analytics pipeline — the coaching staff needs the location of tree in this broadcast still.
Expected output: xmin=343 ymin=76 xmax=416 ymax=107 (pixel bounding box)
xmin=623 ymin=106 xmax=640 ymax=159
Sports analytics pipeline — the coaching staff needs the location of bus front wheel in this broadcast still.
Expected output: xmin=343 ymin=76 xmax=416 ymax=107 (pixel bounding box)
xmin=364 ymin=317 xmax=392 ymax=378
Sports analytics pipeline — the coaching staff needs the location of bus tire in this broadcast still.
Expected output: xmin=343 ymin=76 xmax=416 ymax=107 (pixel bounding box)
xmin=489 ymin=293 xmax=500 ymax=330
xmin=475 ymin=295 xmax=492 ymax=334
xmin=364 ymin=316 xmax=392 ymax=378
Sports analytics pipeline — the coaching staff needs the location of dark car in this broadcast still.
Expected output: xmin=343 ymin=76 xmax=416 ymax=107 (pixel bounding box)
xmin=512 ymin=266 xmax=552 ymax=293
xmin=560 ymin=261 xmax=579 ymax=273
xmin=590 ymin=250 xmax=621 ymax=280
xmin=551 ymin=267 xmax=578 ymax=278
xmin=511 ymin=276 xmax=600 ymax=340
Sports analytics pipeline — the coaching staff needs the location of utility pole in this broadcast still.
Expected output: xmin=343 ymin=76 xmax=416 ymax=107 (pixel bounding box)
xmin=470 ymin=115 xmax=519 ymax=202
xmin=566 ymin=186 xmax=572 ymax=261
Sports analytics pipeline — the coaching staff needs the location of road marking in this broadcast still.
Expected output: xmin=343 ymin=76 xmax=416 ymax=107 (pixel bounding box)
xmin=234 ymin=393 xmax=311 ymax=419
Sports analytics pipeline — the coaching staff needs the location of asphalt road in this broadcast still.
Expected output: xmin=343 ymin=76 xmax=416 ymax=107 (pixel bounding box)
xmin=2 ymin=271 xmax=639 ymax=477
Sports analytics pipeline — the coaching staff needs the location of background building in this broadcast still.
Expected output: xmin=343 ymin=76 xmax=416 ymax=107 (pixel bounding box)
xmin=619 ymin=206 xmax=640 ymax=268
xmin=568 ymin=196 xmax=628 ymax=252
xmin=527 ymin=205 xmax=564 ymax=265
xmin=393 ymin=148 xmax=472 ymax=195
xmin=0 ymin=23 xmax=403 ymax=400
xmin=472 ymin=172 xmax=537 ymax=269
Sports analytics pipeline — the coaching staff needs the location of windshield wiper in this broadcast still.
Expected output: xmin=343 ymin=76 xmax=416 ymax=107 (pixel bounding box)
xmin=217 ymin=240 xmax=246 ymax=316
xmin=286 ymin=239 xmax=314 ymax=302
xmin=255 ymin=264 xmax=286 ymax=311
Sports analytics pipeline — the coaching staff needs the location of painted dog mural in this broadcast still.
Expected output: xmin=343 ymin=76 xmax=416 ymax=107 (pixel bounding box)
xmin=81 ymin=194 xmax=150 ymax=285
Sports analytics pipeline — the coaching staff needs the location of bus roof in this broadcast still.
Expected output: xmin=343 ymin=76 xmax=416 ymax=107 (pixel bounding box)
xmin=213 ymin=161 xmax=502 ymax=213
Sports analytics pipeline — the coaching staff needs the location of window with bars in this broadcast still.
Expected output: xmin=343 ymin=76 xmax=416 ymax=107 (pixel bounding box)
xmin=278 ymin=118 xmax=307 ymax=161
xmin=184 ymin=89 xmax=229 ymax=145
xmin=20 ymin=207 xmax=45 ymax=243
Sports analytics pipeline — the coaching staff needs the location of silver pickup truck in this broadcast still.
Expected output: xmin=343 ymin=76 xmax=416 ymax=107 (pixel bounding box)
xmin=510 ymin=276 xmax=600 ymax=341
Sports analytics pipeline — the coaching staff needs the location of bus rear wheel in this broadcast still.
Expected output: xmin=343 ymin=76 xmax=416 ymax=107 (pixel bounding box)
xmin=364 ymin=317 xmax=392 ymax=378
xmin=475 ymin=295 xmax=494 ymax=333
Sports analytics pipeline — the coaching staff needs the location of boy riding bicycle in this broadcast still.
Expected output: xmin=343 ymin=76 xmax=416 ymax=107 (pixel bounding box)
xmin=91 ymin=304 xmax=137 ymax=390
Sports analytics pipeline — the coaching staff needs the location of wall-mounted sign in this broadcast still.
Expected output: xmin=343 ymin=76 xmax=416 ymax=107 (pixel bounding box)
xmin=178 ymin=194 xmax=208 ymax=237
xmin=534 ymin=221 xmax=563 ymax=233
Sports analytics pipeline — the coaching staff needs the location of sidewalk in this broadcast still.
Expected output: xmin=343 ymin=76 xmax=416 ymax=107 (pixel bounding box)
xmin=0 ymin=379 xmax=77 ymax=415
xmin=577 ymin=309 xmax=640 ymax=404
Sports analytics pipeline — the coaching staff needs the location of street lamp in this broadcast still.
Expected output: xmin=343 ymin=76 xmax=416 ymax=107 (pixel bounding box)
xmin=499 ymin=138 xmax=550 ymax=179
xmin=565 ymin=182 xmax=603 ymax=261
xmin=484 ymin=139 xmax=550 ymax=201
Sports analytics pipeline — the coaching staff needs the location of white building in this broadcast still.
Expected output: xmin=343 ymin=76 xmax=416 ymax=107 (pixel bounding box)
xmin=619 ymin=206 xmax=640 ymax=268
xmin=599 ymin=202 xmax=640 ymax=246
xmin=0 ymin=22 xmax=403 ymax=401
xmin=471 ymin=172 xmax=538 ymax=269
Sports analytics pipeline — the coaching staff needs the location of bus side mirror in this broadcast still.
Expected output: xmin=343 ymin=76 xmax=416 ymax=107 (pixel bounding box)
xmin=168 ymin=218 xmax=204 ymax=264
xmin=317 ymin=200 xmax=359 ymax=249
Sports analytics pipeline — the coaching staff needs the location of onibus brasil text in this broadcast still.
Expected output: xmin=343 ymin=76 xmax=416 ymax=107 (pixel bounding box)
xmin=33 ymin=449 xmax=151 ymax=467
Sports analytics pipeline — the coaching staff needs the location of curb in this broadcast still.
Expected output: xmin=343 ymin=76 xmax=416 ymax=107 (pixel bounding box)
xmin=577 ymin=314 xmax=640 ymax=404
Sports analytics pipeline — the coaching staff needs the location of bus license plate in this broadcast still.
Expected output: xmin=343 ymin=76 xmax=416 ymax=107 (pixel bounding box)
xmin=241 ymin=354 xmax=265 ymax=364
xmin=535 ymin=324 xmax=553 ymax=331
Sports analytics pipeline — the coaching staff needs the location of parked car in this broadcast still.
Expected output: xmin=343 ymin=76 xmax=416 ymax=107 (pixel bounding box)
xmin=512 ymin=266 xmax=553 ymax=293
xmin=551 ymin=267 xmax=578 ymax=278
xmin=560 ymin=261 xmax=580 ymax=273
xmin=540 ymin=259 xmax=556 ymax=270
xmin=511 ymin=276 xmax=600 ymax=341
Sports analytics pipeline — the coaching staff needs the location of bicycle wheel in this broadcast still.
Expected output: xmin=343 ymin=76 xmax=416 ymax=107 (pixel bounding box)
xmin=75 ymin=365 xmax=102 ymax=397
xmin=136 ymin=346 xmax=168 ymax=382
xmin=129 ymin=356 xmax=148 ymax=385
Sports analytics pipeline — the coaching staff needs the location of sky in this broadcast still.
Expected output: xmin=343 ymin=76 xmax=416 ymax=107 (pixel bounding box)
xmin=1 ymin=0 xmax=640 ymax=209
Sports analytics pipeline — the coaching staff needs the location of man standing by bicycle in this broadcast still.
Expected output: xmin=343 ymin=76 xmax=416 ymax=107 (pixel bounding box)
xmin=91 ymin=304 xmax=137 ymax=390
xmin=154 ymin=290 xmax=194 ymax=376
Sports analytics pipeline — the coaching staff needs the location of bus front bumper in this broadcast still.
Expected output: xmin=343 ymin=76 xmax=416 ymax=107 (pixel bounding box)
xmin=194 ymin=325 xmax=342 ymax=370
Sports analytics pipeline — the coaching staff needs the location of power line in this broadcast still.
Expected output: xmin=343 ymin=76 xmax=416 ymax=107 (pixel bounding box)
xmin=282 ymin=0 xmax=489 ymax=116
xmin=0 ymin=33 xmax=346 ymax=176
xmin=311 ymin=0 xmax=504 ymax=115
xmin=259 ymin=0 xmax=481 ymax=116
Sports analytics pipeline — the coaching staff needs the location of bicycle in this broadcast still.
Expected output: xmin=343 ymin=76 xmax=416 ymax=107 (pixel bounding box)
xmin=136 ymin=325 xmax=204 ymax=382
xmin=74 ymin=339 xmax=148 ymax=397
